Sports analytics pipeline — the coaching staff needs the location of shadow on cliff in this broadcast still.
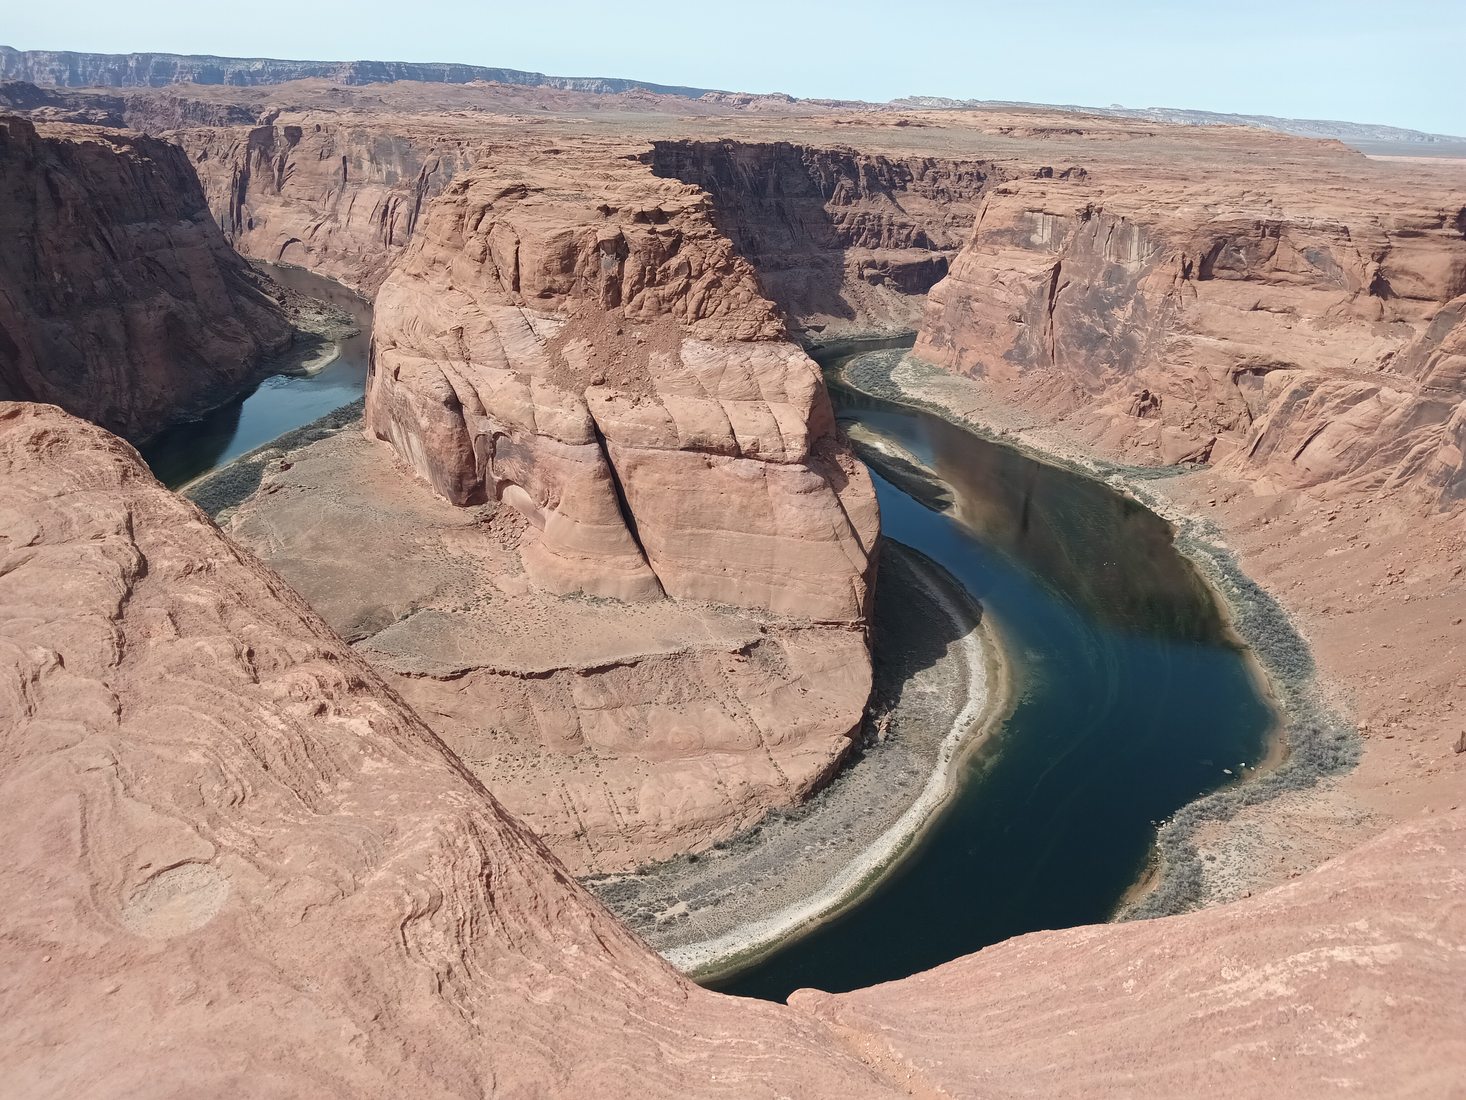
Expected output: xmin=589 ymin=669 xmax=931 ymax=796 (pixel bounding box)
xmin=644 ymin=139 xmax=858 ymax=326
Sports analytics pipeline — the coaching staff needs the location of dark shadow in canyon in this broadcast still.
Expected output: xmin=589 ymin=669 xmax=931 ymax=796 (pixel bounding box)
xmin=642 ymin=140 xmax=994 ymax=329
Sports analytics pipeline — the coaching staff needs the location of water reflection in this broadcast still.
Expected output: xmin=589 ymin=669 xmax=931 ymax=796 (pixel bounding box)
xmin=709 ymin=346 xmax=1273 ymax=1001
xmin=139 ymin=265 xmax=373 ymax=489
xmin=840 ymin=382 xmax=1226 ymax=644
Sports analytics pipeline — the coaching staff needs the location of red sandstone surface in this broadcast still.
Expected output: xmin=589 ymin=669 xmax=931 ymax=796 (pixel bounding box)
xmin=4 ymin=402 xmax=1462 ymax=1096
xmin=0 ymin=402 xmax=895 ymax=1096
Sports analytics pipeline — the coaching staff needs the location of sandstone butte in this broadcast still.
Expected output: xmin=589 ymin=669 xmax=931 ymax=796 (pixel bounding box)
xmin=0 ymin=70 xmax=1464 ymax=1095
xmin=364 ymin=144 xmax=879 ymax=620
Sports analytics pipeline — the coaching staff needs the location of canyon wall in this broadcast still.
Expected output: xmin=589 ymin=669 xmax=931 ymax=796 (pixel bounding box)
xmin=156 ymin=118 xmax=997 ymax=321
xmin=646 ymin=139 xmax=993 ymax=334
xmin=0 ymin=115 xmax=292 ymax=439
xmin=915 ymin=171 xmax=1466 ymax=506
xmin=173 ymin=119 xmax=493 ymax=294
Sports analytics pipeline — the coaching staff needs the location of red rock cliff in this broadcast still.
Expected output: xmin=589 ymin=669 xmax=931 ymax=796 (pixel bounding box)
xmin=646 ymin=139 xmax=993 ymax=334
xmin=915 ymin=167 xmax=1466 ymax=505
xmin=0 ymin=116 xmax=292 ymax=439
xmin=365 ymin=144 xmax=879 ymax=621
xmin=177 ymin=117 xmax=492 ymax=293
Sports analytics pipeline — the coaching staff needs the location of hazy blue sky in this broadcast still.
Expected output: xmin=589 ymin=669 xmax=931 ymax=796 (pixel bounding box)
xmin=9 ymin=0 xmax=1463 ymax=133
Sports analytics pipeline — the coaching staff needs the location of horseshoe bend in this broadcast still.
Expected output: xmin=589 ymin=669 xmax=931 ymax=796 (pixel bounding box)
xmin=1 ymin=24 xmax=1464 ymax=1098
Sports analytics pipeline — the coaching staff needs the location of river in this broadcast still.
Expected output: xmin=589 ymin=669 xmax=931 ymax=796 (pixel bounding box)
xmin=705 ymin=344 xmax=1275 ymax=1000
xmin=139 ymin=265 xmax=373 ymax=489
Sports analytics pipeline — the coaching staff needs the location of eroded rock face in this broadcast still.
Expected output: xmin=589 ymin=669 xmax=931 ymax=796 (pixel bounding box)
xmin=215 ymin=423 xmax=871 ymax=874
xmin=177 ymin=120 xmax=493 ymax=293
xmin=646 ymin=139 xmax=993 ymax=334
xmin=915 ymin=173 xmax=1466 ymax=505
xmin=0 ymin=116 xmax=292 ymax=439
xmin=1231 ymin=293 xmax=1466 ymax=506
xmin=0 ymin=401 xmax=894 ymax=1097
xmin=365 ymin=145 xmax=878 ymax=621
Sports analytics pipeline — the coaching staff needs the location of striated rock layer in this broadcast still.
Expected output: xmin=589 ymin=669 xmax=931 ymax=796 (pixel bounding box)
xmin=797 ymin=805 xmax=1466 ymax=1097
xmin=365 ymin=144 xmax=879 ymax=621
xmin=0 ymin=401 xmax=893 ymax=1097
xmin=0 ymin=115 xmax=292 ymax=439
xmin=915 ymin=168 xmax=1466 ymax=507
xmin=215 ymin=422 xmax=871 ymax=874
xmin=644 ymin=139 xmax=993 ymax=335
xmin=177 ymin=118 xmax=495 ymax=293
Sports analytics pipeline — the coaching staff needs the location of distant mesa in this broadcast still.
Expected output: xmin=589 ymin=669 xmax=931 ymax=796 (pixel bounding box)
xmin=3 ymin=44 xmax=1459 ymax=148
xmin=0 ymin=44 xmax=719 ymax=99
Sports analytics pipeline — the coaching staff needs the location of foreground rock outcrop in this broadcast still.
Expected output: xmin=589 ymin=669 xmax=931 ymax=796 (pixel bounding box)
xmin=796 ymin=805 xmax=1466 ymax=1097
xmin=0 ymin=401 xmax=892 ymax=1097
xmin=0 ymin=115 xmax=292 ymax=439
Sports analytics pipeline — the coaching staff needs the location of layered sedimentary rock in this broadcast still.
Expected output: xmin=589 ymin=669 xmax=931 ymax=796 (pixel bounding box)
xmin=915 ymin=168 xmax=1466 ymax=504
xmin=1234 ymin=292 xmax=1466 ymax=507
xmin=177 ymin=119 xmax=494 ymax=293
xmin=366 ymin=144 xmax=878 ymax=620
xmin=349 ymin=145 xmax=878 ymax=871
xmin=645 ymin=140 xmax=993 ymax=333
xmin=0 ymin=115 xmax=292 ymax=438
xmin=797 ymin=805 xmax=1466 ymax=1096
xmin=0 ymin=401 xmax=892 ymax=1097
xmin=215 ymin=422 xmax=872 ymax=873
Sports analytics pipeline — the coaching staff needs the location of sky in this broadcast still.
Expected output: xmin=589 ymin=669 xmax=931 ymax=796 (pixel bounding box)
xmin=7 ymin=0 xmax=1464 ymax=134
